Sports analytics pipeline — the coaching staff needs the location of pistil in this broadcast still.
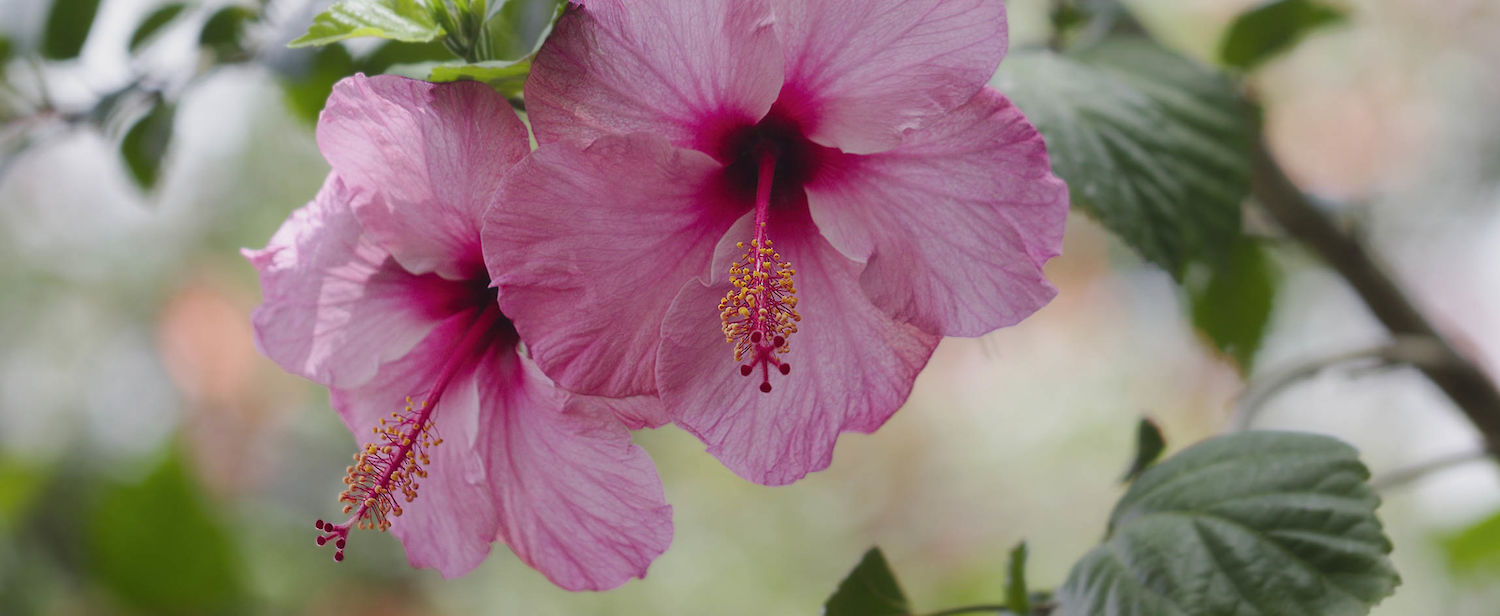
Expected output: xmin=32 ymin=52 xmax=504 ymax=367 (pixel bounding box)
xmin=719 ymin=151 xmax=801 ymax=393
xmin=315 ymin=306 xmax=500 ymax=561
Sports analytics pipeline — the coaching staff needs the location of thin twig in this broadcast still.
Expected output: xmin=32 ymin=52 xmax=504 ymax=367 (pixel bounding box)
xmin=1231 ymin=336 xmax=1450 ymax=431
xmin=1251 ymin=137 xmax=1500 ymax=454
xmin=1372 ymin=450 xmax=1494 ymax=492
xmin=919 ymin=605 xmax=1013 ymax=616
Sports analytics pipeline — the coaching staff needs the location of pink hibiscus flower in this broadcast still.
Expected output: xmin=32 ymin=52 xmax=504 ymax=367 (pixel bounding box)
xmin=483 ymin=0 xmax=1068 ymax=485
xmin=244 ymin=74 xmax=671 ymax=589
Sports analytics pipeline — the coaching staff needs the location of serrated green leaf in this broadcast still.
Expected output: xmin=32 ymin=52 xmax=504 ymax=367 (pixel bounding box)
xmin=42 ymin=0 xmax=102 ymax=59
xmin=993 ymin=37 xmax=1254 ymax=277
xmin=428 ymin=59 xmax=530 ymax=97
xmin=1220 ymin=0 xmax=1347 ymax=71
xmin=86 ymin=450 xmax=243 ymax=614
xmin=1006 ymin=542 xmax=1031 ymax=615
xmin=1188 ymin=236 xmax=1277 ymax=372
xmin=825 ymin=548 xmax=910 ymax=616
xmin=1056 ymin=431 xmax=1399 ymax=616
xmin=478 ymin=0 xmax=564 ymax=61
xmin=128 ymin=3 xmax=187 ymax=52
xmin=290 ymin=0 xmax=443 ymax=48
xmin=120 ymin=103 xmax=175 ymax=190
xmin=1120 ymin=417 xmax=1166 ymax=483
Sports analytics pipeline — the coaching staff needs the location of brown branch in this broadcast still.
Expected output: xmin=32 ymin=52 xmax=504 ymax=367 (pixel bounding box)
xmin=1251 ymin=137 xmax=1500 ymax=454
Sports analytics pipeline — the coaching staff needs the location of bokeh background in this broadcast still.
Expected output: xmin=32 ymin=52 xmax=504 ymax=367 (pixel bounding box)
xmin=3 ymin=0 xmax=1500 ymax=613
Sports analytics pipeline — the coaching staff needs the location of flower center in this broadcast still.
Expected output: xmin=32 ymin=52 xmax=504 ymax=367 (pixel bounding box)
xmin=719 ymin=150 xmax=801 ymax=393
xmin=315 ymin=283 xmax=512 ymax=562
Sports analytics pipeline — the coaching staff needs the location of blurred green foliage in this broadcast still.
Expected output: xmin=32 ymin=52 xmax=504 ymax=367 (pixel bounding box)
xmin=85 ymin=450 xmax=245 ymax=615
xmin=1220 ymin=0 xmax=1347 ymax=70
xmin=1187 ymin=237 xmax=1278 ymax=372
xmin=41 ymin=0 xmax=101 ymax=60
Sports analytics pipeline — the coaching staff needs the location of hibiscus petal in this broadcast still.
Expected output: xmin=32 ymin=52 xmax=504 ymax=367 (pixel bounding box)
xmin=244 ymin=175 xmax=477 ymax=389
xmin=479 ymin=352 xmax=673 ymax=591
xmin=807 ymin=88 xmax=1067 ymax=336
xmin=526 ymin=0 xmax=783 ymax=151
xmin=485 ymin=133 xmax=742 ymax=397
xmin=317 ymin=74 xmax=529 ymax=280
xmin=657 ymin=211 xmax=940 ymax=485
xmin=329 ymin=309 xmax=499 ymax=578
xmin=769 ymin=0 xmax=1008 ymax=154
xmin=597 ymin=395 xmax=672 ymax=431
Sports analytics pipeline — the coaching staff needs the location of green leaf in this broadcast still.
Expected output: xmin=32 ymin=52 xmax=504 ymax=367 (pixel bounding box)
xmin=1187 ymin=236 xmax=1277 ymax=372
xmin=428 ymin=58 xmax=530 ymax=97
xmin=278 ymin=44 xmax=357 ymax=125
xmin=1439 ymin=509 xmax=1500 ymax=577
xmin=1056 ymin=431 xmax=1399 ymax=616
xmin=199 ymin=6 xmax=256 ymax=56
xmin=1220 ymin=0 xmax=1347 ymax=71
xmin=42 ymin=0 xmax=103 ymax=60
xmin=1006 ymin=542 xmax=1031 ymax=615
xmin=128 ymin=3 xmax=187 ymax=53
xmin=120 ymin=102 xmax=175 ymax=190
xmin=1120 ymin=417 xmax=1166 ymax=483
xmin=478 ymin=0 xmax=565 ymax=61
xmin=86 ymin=450 xmax=243 ymax=614
xmin=993 ymin=37 xmax=1254 ymax=277
xmin=825 ymin=548 xmax=911 ymax=616
xmin=0 ymin=35 xmax=13 ymax=66
xmin=290 ymin=0 xmax=443 ymax=48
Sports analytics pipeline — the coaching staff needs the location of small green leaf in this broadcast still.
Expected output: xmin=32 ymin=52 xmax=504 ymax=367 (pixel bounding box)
xmin=993 ymin=37 xmax=1254 ymax=277
xmin=1006 ymin=542 xmax=1031 ymax=615
xmin=428 ymin=58 xmax=530 ymax=97
xmin=1120 ymin=417 xmax=1166 ymax=483
xmin=199 ymin=6 xmax=256 ymax=56
xmin=128 ymin=3 xmax=187 ymax=53
xmin=278 ymin=44 xmax=357 ymax=125
xmin=0 ymin=35 xmax=13 ymax=66
xmin=1187 ymin=236 xmax=1277 ymax=372
xmin=1439 ymin=509 xmax=1500 ymax=577
xmin=825 ymin=548 xmax=911 ymax=616
xmin=1056 ymin=431 xmax=1399 ymax=616
xmin=120 ymin=103 xmax=175 ymax=190
xmin=86 ymin=450 xmax=243 ymax=613
xmin=1220 ymin=0 xmax=1347 ymax=71
xmin=478 ymin=0 xmax=565 ymax=61
xmin=42 ymin=0 xmax=103 ymax=59
xmin=290 ymin=0 xmax=443 ymax=48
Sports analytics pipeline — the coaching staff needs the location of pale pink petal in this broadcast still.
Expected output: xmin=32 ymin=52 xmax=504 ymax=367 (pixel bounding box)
xmin=657 ymin=211 xmax=940 ymax=485
xmin=329 ymin=309 xmax=499 ymax=578
xmin=243 ymin=176 xmax=478 ymax=389
xmin=526 ymin=0 xmax=783 ymax=151
xmin=769 ymin=0 xmax=1008 ymax=154
xmin=316 ymin=74 xmax=530 ymax=280
xmin=597 ymin=395 xmax=672 ymax=431
xmin=808 ymin=89 xmax=1066 ymax=336
xmin=485 ymin=133 xmax=743 ymax=397
xmin=479 ymin=351 xmax=673 ymax=591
